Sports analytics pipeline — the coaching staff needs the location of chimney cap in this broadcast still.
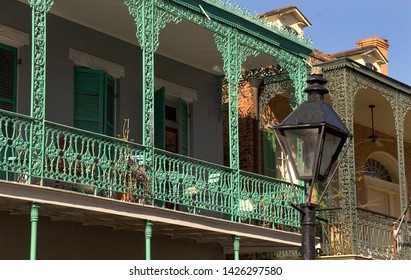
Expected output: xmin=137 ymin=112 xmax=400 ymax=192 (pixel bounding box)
xmin=356 ymin=37 xmax=389 ymax=48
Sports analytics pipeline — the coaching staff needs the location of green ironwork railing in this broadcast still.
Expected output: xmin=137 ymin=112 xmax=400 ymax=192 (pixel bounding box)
xmin=238 ymin=171 xmax=304 ymax=229
xmin=0 ymin=110 xmax=303 ymax=230
xmin=43 ymin=121 xmax=148 ymax=198
xmin=319 ymin=208 xmax=411 ymax=259
xmin=0 ymin=111 xmax=32 ymax=181
xmin=153 ymin=149 xmax=233 ymax=218
xmin=152 ymin=150 xmax=304 ymax=228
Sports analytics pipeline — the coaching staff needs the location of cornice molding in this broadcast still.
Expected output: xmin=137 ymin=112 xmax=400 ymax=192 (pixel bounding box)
xmin=69 ymin=48 xmax=125 ymax=79
xmin=155 ymin=77 xmax=198 ymax=103
xmin=0 ymin=24 xmax=29 ymax=48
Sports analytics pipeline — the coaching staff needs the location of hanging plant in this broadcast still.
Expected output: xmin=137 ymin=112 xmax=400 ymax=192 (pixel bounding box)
xmin=116 ymin=118 xmax=151 ymax=203
xmin=127 ymin=158 xmax=151 ymax=203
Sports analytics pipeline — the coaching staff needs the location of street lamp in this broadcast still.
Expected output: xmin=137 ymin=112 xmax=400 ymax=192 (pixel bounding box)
xmin=273 ymin=67 xmax=352 ymax=260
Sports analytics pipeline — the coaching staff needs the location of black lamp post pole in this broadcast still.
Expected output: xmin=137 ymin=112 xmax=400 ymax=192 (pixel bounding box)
xmin=300 ymin=202 xmax=318 ymax=260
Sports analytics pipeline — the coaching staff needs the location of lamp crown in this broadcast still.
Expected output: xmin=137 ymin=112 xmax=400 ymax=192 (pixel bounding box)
xmin=305 ymin=67 xmax=329 ymax=101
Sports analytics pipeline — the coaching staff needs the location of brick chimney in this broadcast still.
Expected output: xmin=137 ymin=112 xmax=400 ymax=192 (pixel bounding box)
xmin=356 ymin=37 xmax=389 ymax=75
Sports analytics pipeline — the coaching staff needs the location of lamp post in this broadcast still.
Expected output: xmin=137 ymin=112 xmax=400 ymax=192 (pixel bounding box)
xmin=273 ymin=67 xmax=351 ymax=260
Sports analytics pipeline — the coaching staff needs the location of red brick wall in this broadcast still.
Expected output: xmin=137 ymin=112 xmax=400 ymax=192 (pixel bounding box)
xmin=308 ymin=49 xmax=335 ymax=65
xmin=222 ymin=83 xmax=257 ymax=172
xmin=222 ymin=86 xmax=293 ymax=175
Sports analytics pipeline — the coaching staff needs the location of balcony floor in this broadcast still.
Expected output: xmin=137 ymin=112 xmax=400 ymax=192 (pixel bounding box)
xmin=0 ymin=180 xmax=301 ymax=255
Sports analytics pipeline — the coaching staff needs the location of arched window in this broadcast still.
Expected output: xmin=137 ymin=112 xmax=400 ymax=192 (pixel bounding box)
xmin=364 ymin=158 xmax=392 ymax=182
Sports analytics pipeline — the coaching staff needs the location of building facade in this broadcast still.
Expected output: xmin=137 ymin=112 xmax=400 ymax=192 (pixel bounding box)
xmin=1 ymin=0 xmax=409 ymax=261
xmin=232 ymin=5 xmax=411 ymax=260
xmin=0 ymin=0 xmax=314 ymax=260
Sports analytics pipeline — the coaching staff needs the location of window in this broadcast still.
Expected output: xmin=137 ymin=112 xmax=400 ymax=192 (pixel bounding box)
xmin=0 ymin=43 xmax=17 ymax=180
xmin=154 ymin=86 xmax=189 ymax=156
xmin=73 ymin=67 xmax=115 ymax=136
xmin=364 ymin=156 xmax=400 ymax=217
xmin=365 ymin=63 xmax=377 ymax=71
xmin=261 ymin=128 xmax=276 ymax=177
xmin=0 ymin=43 xmax=17 ymax=112
xmin=261 ymin=128 xmax=297 ymax=183
xmin=364 ymin=158 xmax=392 ymax=182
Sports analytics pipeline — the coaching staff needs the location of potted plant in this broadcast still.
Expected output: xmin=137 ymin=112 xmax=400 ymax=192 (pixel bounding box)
xmin=116 ymin=118 xmax=151 ymax=203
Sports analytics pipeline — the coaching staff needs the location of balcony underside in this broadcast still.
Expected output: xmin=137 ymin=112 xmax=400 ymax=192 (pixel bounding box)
xmin=0 ymin=180 xmax=301 ymax=254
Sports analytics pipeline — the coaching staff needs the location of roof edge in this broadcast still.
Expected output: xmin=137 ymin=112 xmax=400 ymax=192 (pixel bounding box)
xmin=171 ymin=0 xmax=313 ymax=58
xmin=317 ymin=58 xmax=411 ymax=94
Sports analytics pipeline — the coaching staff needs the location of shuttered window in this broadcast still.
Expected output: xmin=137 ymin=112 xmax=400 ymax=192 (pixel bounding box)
xmin=154 ymin=86 xmax=189 ymax=155
xmin=73 ymin=67 xmax=115 ymax=136
xmin=261 ymin=128 xmax=276 ymax=177
xmin=0 ymin=43 xmax=17 ymax=180
xmin=0 ymin=43 xmax=17 ymax=112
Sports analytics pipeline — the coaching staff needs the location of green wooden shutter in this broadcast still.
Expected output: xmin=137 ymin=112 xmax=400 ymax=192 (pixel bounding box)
xmin=261 ymin=128 xmax=276 ymax=177
xmin=154 ymin=86 xmax=165 ymax=149
xmin=178 ymin=98 xmax=188 ymax=156
xmin=0 ymin=43 xmax=17 ymax=112
xmin=73 ymin=67 xmax=104 ymax=134
xmin=104 ymin=74 xmax=115 ymax=137
xmin=0 ymin=43 xmax=17 ymax=180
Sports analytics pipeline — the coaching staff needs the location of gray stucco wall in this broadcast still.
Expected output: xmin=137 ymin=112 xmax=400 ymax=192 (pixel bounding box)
xmin=1 ymin=0 xmax=223 ymax=165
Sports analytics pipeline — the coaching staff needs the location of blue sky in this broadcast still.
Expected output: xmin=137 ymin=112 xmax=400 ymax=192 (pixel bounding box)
xmin=233 ymin=0 xmax=411 ymax=86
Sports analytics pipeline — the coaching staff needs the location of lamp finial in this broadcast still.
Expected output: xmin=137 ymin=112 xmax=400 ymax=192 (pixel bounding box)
xmin=310 ymin=66 xmax=323 ymax=75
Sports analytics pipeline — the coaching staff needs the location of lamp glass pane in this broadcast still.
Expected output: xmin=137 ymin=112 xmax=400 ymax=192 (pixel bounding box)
xmin=319 ymin=132 xmax=343 ymax=178
xmin=283 ymin=128 xmax=320 ymax=179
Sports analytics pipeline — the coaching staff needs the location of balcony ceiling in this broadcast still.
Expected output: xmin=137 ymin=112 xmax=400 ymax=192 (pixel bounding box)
xmin=322 ymin=70 xmax=411 ymax=143
xmin=27 ymin=0 xmax=278 ymax=75
xmin=352 ymin=87 xmax=411 ymax=143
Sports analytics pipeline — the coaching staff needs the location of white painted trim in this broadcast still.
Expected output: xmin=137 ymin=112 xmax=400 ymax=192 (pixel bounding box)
xmin=69 ymin=48 xmax=125 ymax=79
xmin=155 ymin=77 xmax=197 ymax=103
xmin=0 ymin=24 xmax=29 ymax=48
xmin=365 ymin=176 xmax=399 ymax=194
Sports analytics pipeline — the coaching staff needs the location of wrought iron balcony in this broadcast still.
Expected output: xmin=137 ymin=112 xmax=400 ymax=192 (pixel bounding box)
xmin=319 ymin=207 xmax=411 ymax=260
xmin=0 ymin=110 xmax=304 ymax=231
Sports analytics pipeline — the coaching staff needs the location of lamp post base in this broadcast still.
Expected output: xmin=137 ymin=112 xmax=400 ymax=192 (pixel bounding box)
xmin=300 ymin=202 xmax=318 ymax=260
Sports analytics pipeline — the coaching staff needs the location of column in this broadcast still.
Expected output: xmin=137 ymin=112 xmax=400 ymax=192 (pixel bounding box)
xmin=233 ymin=235 xmax=240 ymax=260
xmin=145 ymin=220 xmax=153 ymax=260
xmin=215 ymin=30 xmax=259 ymax=220
xmin=392 ymin=96 xmax=411 ymax=259
xmin=29 ymin=0 xmax=54 ymax=185
xmin=323 ymin=68 xmax=358 ymax=255
xmin=30 ymin=203 xmax=40 ymax=260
